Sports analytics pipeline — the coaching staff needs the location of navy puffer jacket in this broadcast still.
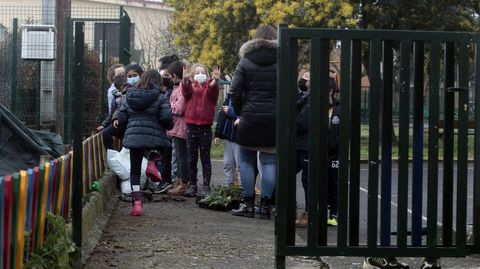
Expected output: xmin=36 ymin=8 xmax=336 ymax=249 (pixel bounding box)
xmin=117 ymin=87 xmax=173 ymax=149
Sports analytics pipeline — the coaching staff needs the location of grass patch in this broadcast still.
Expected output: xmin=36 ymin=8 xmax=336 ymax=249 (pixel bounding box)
xmin=210 ymin=124 xmax=475 ymax=161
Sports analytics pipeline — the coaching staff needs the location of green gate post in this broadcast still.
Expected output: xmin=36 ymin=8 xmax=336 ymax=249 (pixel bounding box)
xmin=119 ymin=7 xmax=131 ymax=65
xmin=64 ymin=17 xmax=73 ymax=144
xmin=455 ymin=38 xmax=470 ymax=254
xmin=72 ymin=21 xmax=85 ymax=268
xmin=397 ymin=40 xmax=412 ymax=248
xmin=443 ymin=42 xmax=455 ymax=247
xmin=275 ymin=24 xmax=297 ymax=269
xmin=337 ymin=37 xmax=351 ymax=252
xmin=10 ymin=18 xmax=18 ymax=115
xmin=349 ymin=39 xmax=362 ymax=246
xmin=474 ymin=37 xmax=480 ymax=254
xmin=427 ymin=40 xmax=441 ymax=250
xmin=367 ymin=39 xmax=382 ymax=250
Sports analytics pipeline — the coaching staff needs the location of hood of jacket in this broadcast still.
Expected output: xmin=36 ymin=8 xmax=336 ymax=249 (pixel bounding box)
xmin=239 ymin=38 xmax=277 ymax=66
xmin=126 ymin=88 xmax=160 ymax=111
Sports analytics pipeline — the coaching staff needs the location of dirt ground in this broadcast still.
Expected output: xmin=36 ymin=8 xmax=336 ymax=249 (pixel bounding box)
xmin=83 ymin=160 xmax=480 ymax=269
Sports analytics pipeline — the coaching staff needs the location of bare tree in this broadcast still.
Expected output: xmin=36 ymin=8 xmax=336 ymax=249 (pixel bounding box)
xmin=135 ymin=16 xmax=189 ymax=69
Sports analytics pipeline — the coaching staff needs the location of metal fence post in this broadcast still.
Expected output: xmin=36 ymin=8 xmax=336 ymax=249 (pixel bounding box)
xmin=72 ymin=21 xmax=85 ymax=267
xmin=64 ymin=17 xmax=73 ymax=144
xmin=10 ymin=18 xmax=18 ymax=115
xmin=119 ymin=6 xmax=131 ymax=65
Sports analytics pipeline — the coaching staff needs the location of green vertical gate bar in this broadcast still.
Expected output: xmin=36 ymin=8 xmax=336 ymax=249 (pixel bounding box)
xmin=349 ymin=39 xmax=362 ymax=246
xmin=474 ymin=38 xmax=480 ymax=254
xmin=397 ymin=40 xmax=412 ymax=248
xmin=119 ymin=7 xmax=131 ymax=65
xmin=367 ymin=39 xmax=382 ymax=249
xmin=275 ymin=25 xmax=296 ymax=269
xmin=308 ymin=37 xmax=321 ymax=248
xmin=412 ymin=41 xmax=425 ymax=246
xmin=380 ymin=40 xmax=393 ymax=247
xmin=10 ymin=18 xmax=18 ymax=115
xmin=427 ymin=40 xmax=441 ymax=250
xmin=64 ymin=17 xmax=73 ymax=144
xmin=72 ymin=21 xmax=85 ymax=265
xmin=318 ymin=38 xmax=331 ymax=246
xmin=308 ymin=37 xmax=331 ymax=247
xmin=286 ymin=38 xmax=298 ymax=247
xmin=337 ymin=37 xmax=351 ymax=252
xmin=456 ymin=39 xmax=469 ymax=253
xmin=443 ymin=42 xmax=455 ymax=247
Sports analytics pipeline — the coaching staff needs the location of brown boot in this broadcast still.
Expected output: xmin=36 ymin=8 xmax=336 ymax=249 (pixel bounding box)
xmin=167 ymin=180 xmax=188 ymax=196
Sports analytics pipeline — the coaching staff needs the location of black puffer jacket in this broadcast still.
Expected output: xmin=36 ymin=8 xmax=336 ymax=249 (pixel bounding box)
xmin=117 ymin=87 xmax=173 ymax=149
xmin=230 ymin=39 xmax=277 ymax=147
xmin=296 ymin=92 xmax=310 ymax=150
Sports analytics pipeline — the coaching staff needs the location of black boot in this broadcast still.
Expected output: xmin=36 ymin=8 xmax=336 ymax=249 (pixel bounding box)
xmin=231 ymin=196 xmax=254 ymax=218
xmin=257 ymin=197 xmax=271 ymax=219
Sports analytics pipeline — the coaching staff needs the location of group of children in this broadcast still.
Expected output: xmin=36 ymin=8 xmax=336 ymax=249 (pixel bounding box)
xmin=98 ymin=57 xmax=223 ymax=216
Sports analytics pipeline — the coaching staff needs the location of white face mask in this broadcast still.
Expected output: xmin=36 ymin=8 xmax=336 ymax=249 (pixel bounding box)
xmin=193 ymin=73 xmax=207 ymax=83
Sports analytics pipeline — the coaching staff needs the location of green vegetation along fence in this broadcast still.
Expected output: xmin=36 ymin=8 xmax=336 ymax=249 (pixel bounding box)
xmin=275 ymin=26 xmax=480 ymax=268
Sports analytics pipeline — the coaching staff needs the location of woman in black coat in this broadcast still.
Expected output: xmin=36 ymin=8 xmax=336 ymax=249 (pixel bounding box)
xmin=230 ymin=25 xmax=277 ymax=219
xmin=116 ymin=70 xmax=173 ymax=216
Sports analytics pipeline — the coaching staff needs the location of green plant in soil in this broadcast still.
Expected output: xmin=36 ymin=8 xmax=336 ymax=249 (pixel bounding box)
xmin=25 ymin=213 xmax=77 ymax=269
xmin=200 ymin=185 xmax=243 ymax=207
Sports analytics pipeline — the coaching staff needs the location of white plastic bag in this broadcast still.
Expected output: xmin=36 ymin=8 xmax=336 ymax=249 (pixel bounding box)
xmin=106 ymin=148 xmax=148 ymax=192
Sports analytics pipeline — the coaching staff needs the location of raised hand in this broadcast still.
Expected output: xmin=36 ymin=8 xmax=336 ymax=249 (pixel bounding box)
xmin=212 ymin=65 xmax=221 ymax=80
xmin=183 ymin=64 xmax=192 ymax=79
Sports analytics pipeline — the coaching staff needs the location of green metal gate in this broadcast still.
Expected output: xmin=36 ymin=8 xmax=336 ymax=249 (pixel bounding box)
xmin=275 ymin=26 xmax=480 ymax=267
xmin=63 ymin=7 xmax=132 ymax=143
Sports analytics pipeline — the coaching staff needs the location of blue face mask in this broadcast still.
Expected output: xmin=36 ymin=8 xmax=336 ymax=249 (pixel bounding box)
xmin=194 ymin=73 xmax=208 ymax=83
xmin=127 ymin=75 xmax=139 ymax=85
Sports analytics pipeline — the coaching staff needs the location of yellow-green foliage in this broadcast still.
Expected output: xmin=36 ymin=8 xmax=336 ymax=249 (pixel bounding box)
xmin=166 ymin=0 xmax=356 ymax=73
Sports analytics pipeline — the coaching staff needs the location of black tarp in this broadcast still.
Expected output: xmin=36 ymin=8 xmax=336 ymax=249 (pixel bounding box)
xmin=0 ymin=103 xmax=62 ymax=175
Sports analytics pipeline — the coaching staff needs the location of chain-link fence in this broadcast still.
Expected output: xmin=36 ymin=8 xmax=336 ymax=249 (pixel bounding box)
xmin=0 ymin=6 xmax=129 ymax=142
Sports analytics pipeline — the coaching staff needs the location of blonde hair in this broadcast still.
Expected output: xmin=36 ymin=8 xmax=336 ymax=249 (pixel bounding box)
xmin=191 ymin=63 xmax=210 ymax=79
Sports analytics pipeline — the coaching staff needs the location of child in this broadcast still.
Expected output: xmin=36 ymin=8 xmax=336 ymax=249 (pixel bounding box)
xmin=214 ymin=93 xmax=241 ymax=187
xmin=99 ymin=74 xmax=128 ymax=149
xmin=106 ymin=63 xmax=125 ymax=114
xmin=165 ymin=60 xmax=190 ymax=196
xmin=115 ymin=70 xmax=173 ymax=216
xmin=181 ymin=64 xmax=220 ymax=197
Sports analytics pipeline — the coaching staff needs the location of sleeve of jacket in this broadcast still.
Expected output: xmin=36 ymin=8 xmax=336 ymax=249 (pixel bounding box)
xmin=158 ymin=95 xmax=174 ymax=131
xmin=117 ymin=102 xmax=129 ymax=128
xmin=207 ymin=79 xmax=220 ymax=101
xmin=101 ymin=98 xmax=116 ymax=127
xmin=181 ymin=81 xmax=193 ymax=101
xmin=215 ymin=110 xmax=227 ymax=139
xmin=170 ymin=87 xmax=187 ymax=116
xmin=214 ymin=97 xmax=229 ymax=138
xmin=226 ymin=106 xmax=237 ymax=120
xmin=230 ymin=61 xmax=245 ymax=116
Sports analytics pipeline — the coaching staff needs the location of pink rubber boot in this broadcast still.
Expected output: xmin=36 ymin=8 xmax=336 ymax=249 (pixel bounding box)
xmin=130 ymin=191 xmax=144 ymax=216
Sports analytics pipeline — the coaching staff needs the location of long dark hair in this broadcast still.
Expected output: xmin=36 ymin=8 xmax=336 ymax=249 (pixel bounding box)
xmin=137 ymin=70 xmax=161 ymax=90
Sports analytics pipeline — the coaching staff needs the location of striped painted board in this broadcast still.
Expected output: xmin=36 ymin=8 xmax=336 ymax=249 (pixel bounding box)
xmin=15 ymin=170 xmax=27 ymax=269
xmin=3 ymin=175 xmax=13 ymax=269
xmin=10 ymin=172 xmax=20 ymax=269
